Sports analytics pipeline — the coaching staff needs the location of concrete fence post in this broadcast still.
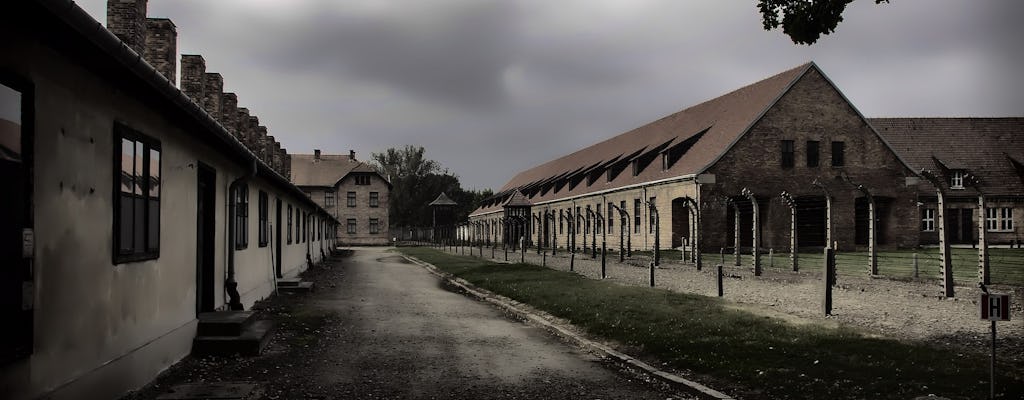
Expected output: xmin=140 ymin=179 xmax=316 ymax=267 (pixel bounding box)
xmin=823 ymin=247 xmax=835 ymax=316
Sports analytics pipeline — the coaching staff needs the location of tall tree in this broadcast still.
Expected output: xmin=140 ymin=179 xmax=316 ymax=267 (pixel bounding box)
xmin=371 ymin=146 xmax=491 ymax=227
xmin=758 ymin=0 xmax=889 ymax=45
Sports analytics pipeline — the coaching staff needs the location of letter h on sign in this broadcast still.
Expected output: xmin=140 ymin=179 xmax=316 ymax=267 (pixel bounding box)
xmin=980 ymin=294 xmax=1010 ymax=321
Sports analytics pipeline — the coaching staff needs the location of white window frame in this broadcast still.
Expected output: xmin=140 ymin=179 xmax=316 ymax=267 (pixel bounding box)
xmin=987 ymin=207 xmax=1014 ymax=232
xmin=921 ymin=208 xmax=935 ymax=232
xmin=950 ymin=171 xmax=964 ymax=189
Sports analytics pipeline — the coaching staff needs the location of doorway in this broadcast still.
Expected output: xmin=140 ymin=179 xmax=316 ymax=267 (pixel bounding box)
xmin=275 ymin=197 xmax=282 ymax=278
xmin=196 ymin=163 xmax=216 ymax=314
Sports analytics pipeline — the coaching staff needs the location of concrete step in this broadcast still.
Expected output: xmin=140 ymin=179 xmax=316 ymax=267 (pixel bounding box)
xmin=192 ymin=319 xmax=274 ymax=357
xmin=197 ymin=311 xmax=254 ymax=337
xmin=275 ymin=277 xmax=302 ymax=287
xmin=277 ymin=281 xmax=314 ymax=293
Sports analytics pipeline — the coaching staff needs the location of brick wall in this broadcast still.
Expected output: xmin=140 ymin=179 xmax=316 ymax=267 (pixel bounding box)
xmin=702 ymin=68 xmax=918 ymax=251
xmin=336 ymin=174 xmax=391 ymax=245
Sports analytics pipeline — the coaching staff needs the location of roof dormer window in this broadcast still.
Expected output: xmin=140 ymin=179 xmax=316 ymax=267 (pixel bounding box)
xmin=950 ymin=170 xmax=964 ymax=190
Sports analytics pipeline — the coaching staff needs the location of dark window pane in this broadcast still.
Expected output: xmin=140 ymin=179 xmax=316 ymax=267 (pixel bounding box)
xmin=832 ymin=141 xmax=845 ymax=166
xmin=121 ymin=139 xmax=135 ymax=193
xmin=148 ymin=199 xmax=160 ymax=251
xmin=149 ymin=148 xmax=160 ymax=198
xmin=134 ymin=196 xmax=146 ymax=252
xmin=120 ymin=194 xmax=133 ymax=252
xmin=134 ymin=141 xmax=144 ymax=195
xmin=807 ymin=141 xmax=819 ymax=167
xmin=781 ymin=140 xmax=794 ymax=168
xmin=0 ymin=83 xmax=22 ymax=159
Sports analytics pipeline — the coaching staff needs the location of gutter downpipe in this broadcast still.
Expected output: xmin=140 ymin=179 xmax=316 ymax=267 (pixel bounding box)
xmin=226 ymin=157 xmax=258 ymax=311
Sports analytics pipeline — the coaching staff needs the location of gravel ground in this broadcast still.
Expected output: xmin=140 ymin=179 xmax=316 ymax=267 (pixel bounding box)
xmin=121 ymin=248 xmax=693 ymax=400
xmin=457 ymin=244 xmax=1024 ymax=369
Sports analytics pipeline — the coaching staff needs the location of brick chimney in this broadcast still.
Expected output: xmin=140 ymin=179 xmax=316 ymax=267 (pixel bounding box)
xmin=107 ymin=0 xmax=148 ymax=55
xmin=202 ymin=73 xmax=223 ymax=118
xmin=272 ymin=141 xmax=283 ymax=173
xmin=236 ymin=108 xmax=251 ymax=149
xmin=282 ymin=151 xmax=292 ymax=181
xmin=143 ymin=18 xmax=176 ymax=83
xmin=180 ymin=55 xmax=205 ymax=104
xmin=221 ymin=92 xmax=238 ymax=136
xmin=254 ymin=124 xmax=267 ymax=157
xmin=314 ymin=149 xmax=321 ymax=161
xmin=349 ymin=150 xmax=355 ymax=160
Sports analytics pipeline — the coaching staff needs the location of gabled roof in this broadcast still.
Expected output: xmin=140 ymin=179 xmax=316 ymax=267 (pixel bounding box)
xmin=472 ymin=62 xmax=816 ymax=216
xmin=870 ymin=117 xmax=1024 ymax=196
xmin=429 ymin=192 xmax=458 ymax=206
xmin=502 ymin=190 xmax=532 ymax=207
xmin=291 ymin=154 xmax=390 ymax=189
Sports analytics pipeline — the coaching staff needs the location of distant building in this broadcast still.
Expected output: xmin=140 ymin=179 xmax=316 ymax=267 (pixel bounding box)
xmin=291 ymin=150 xmax=392 ymax=245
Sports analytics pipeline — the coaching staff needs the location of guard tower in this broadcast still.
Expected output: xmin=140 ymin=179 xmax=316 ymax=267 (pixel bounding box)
xmin=502 ymin=190 xmax=532 ymax=248
xmin=429 ymin=192 xmax=458 ymax=243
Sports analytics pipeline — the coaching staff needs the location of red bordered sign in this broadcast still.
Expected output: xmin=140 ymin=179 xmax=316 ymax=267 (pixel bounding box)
xmin=980 ymin=294 xmax=1011 ymax=321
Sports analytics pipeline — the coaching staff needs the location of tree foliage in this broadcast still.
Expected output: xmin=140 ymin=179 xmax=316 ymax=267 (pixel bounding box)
xmin=371 ymin=146 xmax=492 ymax=228
xmin=758 ymin=0 xmax=888 ymax=45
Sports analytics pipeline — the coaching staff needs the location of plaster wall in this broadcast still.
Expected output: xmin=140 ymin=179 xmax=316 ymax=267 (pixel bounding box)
xmin=0 ymin=23 xmax=329 ymax=400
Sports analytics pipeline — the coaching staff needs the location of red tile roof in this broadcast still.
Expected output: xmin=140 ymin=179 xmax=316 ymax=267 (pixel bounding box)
xmin=472 ymin=62 xmax=815 ymax=216
xmin=870 ymin=118 xmax=1024 ymax=196
xmin=291 ymin=153 xmax=382 ymax=188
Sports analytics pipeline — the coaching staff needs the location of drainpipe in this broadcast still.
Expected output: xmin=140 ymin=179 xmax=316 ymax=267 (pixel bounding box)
xmin=226 ymin=157 xmax=257 ymax=311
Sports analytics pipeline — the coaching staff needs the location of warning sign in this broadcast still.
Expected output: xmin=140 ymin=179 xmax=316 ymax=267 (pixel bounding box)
xmin=980 ymin=294 xmax=1010 ymax=321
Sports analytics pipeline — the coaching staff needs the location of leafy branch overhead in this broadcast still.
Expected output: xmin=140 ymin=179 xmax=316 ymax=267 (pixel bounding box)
xmin=758 ymin=0 xmax=889 ymax=45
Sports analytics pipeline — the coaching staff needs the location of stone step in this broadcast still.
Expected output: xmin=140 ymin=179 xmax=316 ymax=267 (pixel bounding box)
xmin=197 ymin=311 xmax=255 ymax=337
xmin=192 ymin=320 xmax=274 ymax=357
xmin=277 ymin=281 xmax=314 ymax=293
xmin=275 ymin=277 xmax=302 ymax=287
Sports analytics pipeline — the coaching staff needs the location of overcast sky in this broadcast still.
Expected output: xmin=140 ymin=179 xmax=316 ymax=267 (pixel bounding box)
xmin=77 ymin=0 xmax=1024 ymax=190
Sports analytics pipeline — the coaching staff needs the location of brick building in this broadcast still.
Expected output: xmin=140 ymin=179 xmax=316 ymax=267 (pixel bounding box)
xmin=291 ymin=150 xmax=392 ymax=245
xmin=469 ymin=63 xmax=922 ymax=255
xmin=872 ymin=118 xmax=1023 ymax=246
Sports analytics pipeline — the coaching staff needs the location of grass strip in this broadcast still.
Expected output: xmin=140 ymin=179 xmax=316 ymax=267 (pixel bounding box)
xmin=399 ymin=247 xmax=1022 ymax=400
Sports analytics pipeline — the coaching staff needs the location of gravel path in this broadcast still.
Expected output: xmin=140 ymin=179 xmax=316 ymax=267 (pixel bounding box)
xmin=123 ymin=247 xmax=692 ymax=400
xmin=455 ymin=244 xmax=1024 ymax=367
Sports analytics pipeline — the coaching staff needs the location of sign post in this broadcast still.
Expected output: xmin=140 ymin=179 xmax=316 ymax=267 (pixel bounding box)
xmin=980 ymin=292 xmax=1010 ymax=399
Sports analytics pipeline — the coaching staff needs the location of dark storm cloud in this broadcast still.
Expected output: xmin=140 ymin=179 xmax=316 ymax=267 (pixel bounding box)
xmin=75 ymin=0 xmax=1024 ymax=190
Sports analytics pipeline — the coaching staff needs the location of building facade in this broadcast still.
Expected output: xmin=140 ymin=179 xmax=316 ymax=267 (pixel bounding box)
xmin=872 ymin=118 xmax=1023 ymax=246
xmin=292 ymin=150 xmax=392 ymax=245
xmin=469 ymin=63 xmax=921 ymax=254
xmin=1 ymin=1 xmax=337 ymax=399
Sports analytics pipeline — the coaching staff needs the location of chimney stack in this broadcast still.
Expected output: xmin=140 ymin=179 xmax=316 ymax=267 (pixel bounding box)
xmin=255 ymin=125 xmax=268 ymax=161
xmin=236 ymin=108 xmax=251 ymax=150
xmin=202 ymin=73 xmax=223 ymax=118
xmin=143 ymin=18 xmax=176 ymax=83
xmin=349 ymin=150 xmax=355 ymax=160
xmin=221 ymin=92 xmax=238 ymax=137
xmin=180 ymin=55 xmax=205 ymax=105
xmin=314 ymin=149 xmax=321 ymax=161
xmin=107 ymin=0 xmax=148 ymax=55
xmin=282 ymin=151 xmax=292 ymax=181
xmin=272 ymin=141 xmax=283 ymax=173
